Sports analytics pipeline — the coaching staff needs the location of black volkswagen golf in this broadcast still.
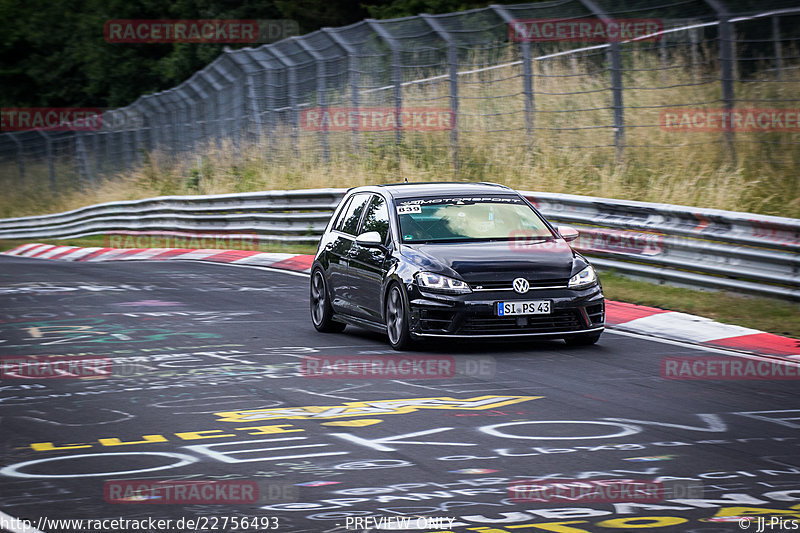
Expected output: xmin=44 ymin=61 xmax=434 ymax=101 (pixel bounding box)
xmin=310 ymin=182 xmax=604 ymax=350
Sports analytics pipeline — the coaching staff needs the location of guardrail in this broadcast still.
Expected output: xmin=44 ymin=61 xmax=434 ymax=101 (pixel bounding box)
xmin=1 ymin=188 xmax=798 ymax=300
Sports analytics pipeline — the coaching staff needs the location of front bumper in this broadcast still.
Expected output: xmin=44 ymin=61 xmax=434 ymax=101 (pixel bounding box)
xmin=406 ymin=284 xmax=604 ymax=339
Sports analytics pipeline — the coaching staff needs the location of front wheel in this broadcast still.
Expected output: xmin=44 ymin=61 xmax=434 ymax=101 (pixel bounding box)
xmin=564 ymin=332 xmax=602 ymax=346
xmin=385 ymin=284 xmax=413 ymax=351
xmin=310 ymin=269 xmax=346 ymax=333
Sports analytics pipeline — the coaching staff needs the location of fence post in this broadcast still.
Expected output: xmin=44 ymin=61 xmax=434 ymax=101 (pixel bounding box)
xmin=214 ymin=59 xmax=246 ymax=149
xmin=94 ymin=129 xmax=103 ymax=177
xmin=140 ymin=98 xmax=157 ymax=156
xmin=367 ymin=20 xmax=404 ymax=149
xmin=233 ymin=51 xmax=265 ymax=145
xmin=268 ymin=48 xmax=300 ymax=159
xmin=116 ymin=110 xmax=134 ymax=171
xmin=491 ymin=6 xmax=534 ymax=144
xmin=772 ymin=15 xmax=782 ymax=81
xmin=421 ymin=14 xmax=460 ymax=177
xmin=295 ymin=37 xmax=330 ymax=163
xmin=75 ymin=133 xmax=95 ymax=186
xmin=323 ymin=28 xmax=361 ymax=154
xmin=704 ymin=0 xmax=736 ymax=165
xmin=199 ymin=71 xmax=224 ymax=149
xmin=253 ymin=50 xmax=277 ymax=139
xmin=8 ymin=133 xmax=24 ymax=181
xmin=37 ymin=131 xmax=56 ymax=192
xmin=128 ymin=107 xmax=144 ymax=167
xmin=689 ymin=27 xmax=700 ymax=82
xmin=578 ymin=0 xmax=625 ymax=162
xmin=186 ymin=77 xmax=210 ymax=151
xmin=209 ymin=67 xmax=233 ymax=147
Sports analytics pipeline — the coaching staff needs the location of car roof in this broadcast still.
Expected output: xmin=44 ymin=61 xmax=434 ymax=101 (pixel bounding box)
xmin=348 ymin=182 xmax=516 ymax=199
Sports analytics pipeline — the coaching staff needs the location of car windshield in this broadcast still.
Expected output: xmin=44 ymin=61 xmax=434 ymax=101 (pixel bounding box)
xmin=396 ymin=195 xmax=554 ymax=243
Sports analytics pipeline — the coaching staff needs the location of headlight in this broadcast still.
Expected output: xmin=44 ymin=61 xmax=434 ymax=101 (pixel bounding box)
xmin=568 ymin=265 xmax=597 ymax=289
xmin=416 ymin=272 xmax=472 ymax=294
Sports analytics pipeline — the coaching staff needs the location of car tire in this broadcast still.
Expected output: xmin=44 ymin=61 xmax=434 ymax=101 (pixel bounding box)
xmin=564 ymin=332 xmax=602 ymax=346
xmin=310 ymin=269 xmax=346 ymax=333
xmin=385 ymin=283 xmax=413 ymax=351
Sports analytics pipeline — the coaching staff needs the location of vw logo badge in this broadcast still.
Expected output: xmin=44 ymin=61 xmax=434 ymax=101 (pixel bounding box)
xmin=512 ymin=277 xmax=530 ymax=294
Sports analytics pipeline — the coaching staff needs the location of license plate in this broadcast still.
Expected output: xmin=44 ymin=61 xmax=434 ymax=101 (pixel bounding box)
xmin=497 ymin=300 xmax=551 ymax=316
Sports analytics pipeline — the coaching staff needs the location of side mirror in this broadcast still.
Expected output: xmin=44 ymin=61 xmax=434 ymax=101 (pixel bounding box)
xmin=355 ymin=231 xmax=384 ymax=248
xmin=558 ymin=225 xmax=579 ymax=242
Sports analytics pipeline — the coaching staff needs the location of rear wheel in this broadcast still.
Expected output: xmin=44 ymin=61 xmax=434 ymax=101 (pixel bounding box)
xmin=564 ymin=332 xmax=602 ymax=346
xmin=310 ymin=269 xmax=346 ymax=333
xmin=385 ymin=284 xmax=413 ymax=351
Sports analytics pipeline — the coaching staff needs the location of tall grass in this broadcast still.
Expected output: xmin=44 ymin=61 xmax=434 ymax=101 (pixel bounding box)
xmin=1 ymin=44 xmax=798 ymax=218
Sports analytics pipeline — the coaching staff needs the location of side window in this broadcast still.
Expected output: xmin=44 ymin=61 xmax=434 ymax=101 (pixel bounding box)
xmin=359 ymin=195 xmax=391 ymax=243
xmin=332 ymin=196 xmax=353 ymax=233
xmin=339 ymin=194 xmax=371 ymax=236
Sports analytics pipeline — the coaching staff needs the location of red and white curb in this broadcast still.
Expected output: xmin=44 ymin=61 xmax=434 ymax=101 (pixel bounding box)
xmin=606 ymin=301 xmax=799 ymax=361
xmin=1 ymin=242 xmax=313 ymax=272
xmin=3 ymin=243 xmax=798 ymax=362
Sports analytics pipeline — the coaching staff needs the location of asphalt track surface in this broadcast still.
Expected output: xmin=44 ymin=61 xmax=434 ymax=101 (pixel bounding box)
xmin=0 ymin=255 xmax=798 ymax=533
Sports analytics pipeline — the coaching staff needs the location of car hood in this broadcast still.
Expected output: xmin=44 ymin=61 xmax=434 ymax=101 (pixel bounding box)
xmin=400 ymin=239 xmax=577 ymax=283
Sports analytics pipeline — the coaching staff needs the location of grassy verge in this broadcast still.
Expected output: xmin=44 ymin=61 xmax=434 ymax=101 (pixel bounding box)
xmin=600 ymin=271 xmax=800 ymax=339
xmin=2 ymin=238 xmax=797 ymax=338
xmin=2 ymin=50 xmax=799 ymax=220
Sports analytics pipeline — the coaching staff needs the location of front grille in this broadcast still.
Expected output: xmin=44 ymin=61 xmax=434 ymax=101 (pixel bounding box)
xmin=458 ymin=309 xmax=583 ymax=335
xmin=471 ymin=278 xmax=568 ymax=291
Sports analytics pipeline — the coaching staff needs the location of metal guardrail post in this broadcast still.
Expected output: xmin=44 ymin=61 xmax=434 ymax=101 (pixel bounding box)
xmin=8 ymin=133 xmax=25 ymax=181
xmin=705 ymin=0 xmax=737 ymax=166
xmin=367 ymin=20 xmax=404 ymax=148
xmin=295 ymin=37 xmax=330 ymax=163
xmin=491 ymin=5 xmax=534 ymax=143
xmin=267 ymin=47 xmax=300 ymax=159
xmin=323 ymin=28 xmax=361 ymax=154
xmin=421 ymin=14 xmax=460 ymax=177
xmin=578 ymin=0 xmax=625 ymax=162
